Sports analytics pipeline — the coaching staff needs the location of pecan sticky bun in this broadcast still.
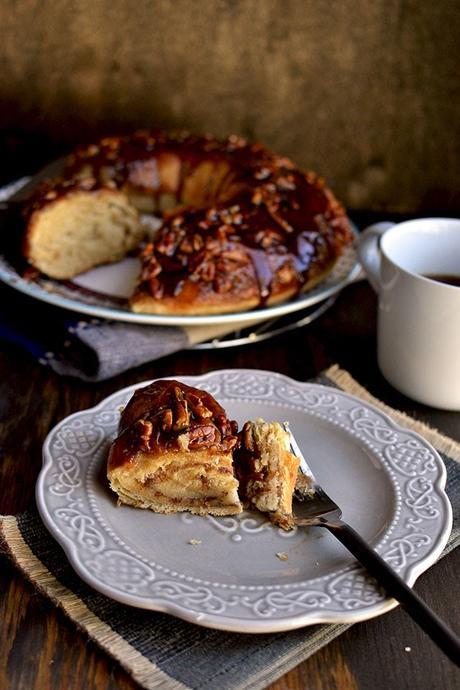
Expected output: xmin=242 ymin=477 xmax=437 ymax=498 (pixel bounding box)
xmin=107 ymin=379 xmax=242 ymax=516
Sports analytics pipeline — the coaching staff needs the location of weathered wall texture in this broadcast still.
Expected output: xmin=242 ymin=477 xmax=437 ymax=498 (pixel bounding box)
xmin=1 ymin=0 xmax=459 ymax=211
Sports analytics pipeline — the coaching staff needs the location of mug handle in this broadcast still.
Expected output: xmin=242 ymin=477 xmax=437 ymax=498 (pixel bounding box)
xmin=357 ymin=222 xmax=395 ymax=292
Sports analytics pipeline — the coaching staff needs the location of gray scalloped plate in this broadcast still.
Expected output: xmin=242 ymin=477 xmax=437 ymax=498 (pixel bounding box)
xmin=36 ymin=369 xmax=452 ymax=633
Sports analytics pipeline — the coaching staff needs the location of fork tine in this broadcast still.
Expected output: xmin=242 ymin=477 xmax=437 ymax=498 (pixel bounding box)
xmin=282 ymin=422 xmax=316 ymax=482
xmin=283 ymin=422 xmax=342 ymax=521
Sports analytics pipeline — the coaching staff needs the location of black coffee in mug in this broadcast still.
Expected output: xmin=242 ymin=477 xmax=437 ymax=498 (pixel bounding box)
xmin=357 ymin=217 xmax=460 ymax=409
xmin=424 ymin=274 xmax=460 ymax=287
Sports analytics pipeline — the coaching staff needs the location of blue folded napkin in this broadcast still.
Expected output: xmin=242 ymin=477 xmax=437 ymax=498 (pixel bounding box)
xmin=0 ymin=287 xmax=196 ymax=380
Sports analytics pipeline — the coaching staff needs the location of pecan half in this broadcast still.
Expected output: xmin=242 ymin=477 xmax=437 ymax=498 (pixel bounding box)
xmin=179 ymin=237 xmax=194 ymax=254
xmin=192 ymin=233 xmax=204 ymax=251
xmin=277 ymin=263 xmax=296 ymax=284
xmin=194 ymin=260 xmax=215 ymax=282
xmin=241 ymin=421 xmax=254 ymax=451
xmin=213 ymin=274 xmax=233 ymax=294
xmin=161 ymin=408 xmax=173 ymax=432
xmin=188 ymin=394 xmax=213 ymax=420
xmin=172 ymin=399 xmax=190 ymax=431
xmin=255 ymin=229 xmax=282 ymax=248
xmin=221 ymin=436 xmax=238 ymax=451
xmin=188 ymin=425 xmax=219 ymax=448
xmin=136 ymin=419 xmax=153 ymax=449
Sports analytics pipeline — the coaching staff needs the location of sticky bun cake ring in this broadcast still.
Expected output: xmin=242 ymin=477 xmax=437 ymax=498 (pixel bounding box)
xmin=107 ymin=379 xmax=242 ymax=516
xmin=23 ymin=130 xmax=353 ymax=314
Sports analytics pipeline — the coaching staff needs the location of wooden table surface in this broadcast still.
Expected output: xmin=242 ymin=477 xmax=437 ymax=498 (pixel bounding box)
xmin=0 ymin=185 xmax=459 ymax=689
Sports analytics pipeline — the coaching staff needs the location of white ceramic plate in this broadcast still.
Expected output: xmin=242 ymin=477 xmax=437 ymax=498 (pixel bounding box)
xmin=0 ymin=178 xmax=361 ymax=326
xmin=36 ymin=369 xmax=452 ymax=633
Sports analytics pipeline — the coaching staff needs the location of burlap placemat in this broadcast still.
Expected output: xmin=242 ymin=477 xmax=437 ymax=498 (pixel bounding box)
xmin=1 ymin=366 xmax=459 ymax=690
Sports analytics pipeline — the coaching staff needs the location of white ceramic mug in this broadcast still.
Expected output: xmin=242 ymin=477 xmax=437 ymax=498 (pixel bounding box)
xmin=358 ymin=218 xmax=460 ymax=410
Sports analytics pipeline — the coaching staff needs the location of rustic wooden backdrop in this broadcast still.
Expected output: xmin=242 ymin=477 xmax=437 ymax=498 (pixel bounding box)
xmin=1 ymin=0 xmax=459 ymax=212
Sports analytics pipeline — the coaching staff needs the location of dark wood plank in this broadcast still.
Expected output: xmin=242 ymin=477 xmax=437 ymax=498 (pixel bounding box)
xmin=0 ymin=559 xmax=138 ymax=690
xmin=268 ymin=551 xmax=460 ymax=690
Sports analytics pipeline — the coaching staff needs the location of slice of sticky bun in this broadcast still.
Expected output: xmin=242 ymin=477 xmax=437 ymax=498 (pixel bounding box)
xmin=234 ymin=419 xmax=300 ymax=529
xmin=107 ymin=380 xmax=242 ymax=516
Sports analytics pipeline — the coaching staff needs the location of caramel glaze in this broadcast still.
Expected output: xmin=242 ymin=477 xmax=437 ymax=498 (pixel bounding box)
xmin=64 ymin=130 xmax=352 ymax=308
xmin=137 ymin=176 xmax=350 ymax=308
xmin=65 ymin=130 xmax=265 ymax=198
xmin=108 ymin=380 xmax=238 ymax=471
xmin=23 ymin=177 xmax=108 ymax=218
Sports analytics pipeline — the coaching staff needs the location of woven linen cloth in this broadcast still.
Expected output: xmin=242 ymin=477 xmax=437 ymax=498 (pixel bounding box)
xmin=0 ymin=285 xmax=262 ymax=381
xmin=1 ymin=366 xmax=459 ymax=690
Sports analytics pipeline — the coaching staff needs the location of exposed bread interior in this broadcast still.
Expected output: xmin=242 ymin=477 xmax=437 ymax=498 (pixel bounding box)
xmin=25 ymin=186 xmax=142 ymax=279
xmin=108 ymin=446 xmax=241 ymax=516
xmin=235 ymin=418 xmax=300 ymax=529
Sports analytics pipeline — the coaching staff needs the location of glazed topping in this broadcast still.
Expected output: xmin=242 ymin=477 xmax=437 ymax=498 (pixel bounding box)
xmin=110 ymin=380 xmax=238 ymax=468
xmin=136 ymin=169 xmax=351 ymax=306
xmin=65 ymin=130 xmax=273 ymax=194
xmin=23 ymin=177 xmax=108 ymax=218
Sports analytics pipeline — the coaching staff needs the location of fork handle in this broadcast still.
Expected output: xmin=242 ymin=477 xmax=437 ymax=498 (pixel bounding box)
xmin=323 ymin=518 xmax=460 ymax=666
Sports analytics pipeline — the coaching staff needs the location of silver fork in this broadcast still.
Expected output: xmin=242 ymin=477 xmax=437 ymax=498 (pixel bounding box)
xmin=283 ymin=423 xmax=460 ymax=666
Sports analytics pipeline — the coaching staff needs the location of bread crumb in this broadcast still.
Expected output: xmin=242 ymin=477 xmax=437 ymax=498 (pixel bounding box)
xmin=188 ymin=539 xmax=202 ymax=545
xmin=276 ymin=552 xmax=289 ymax=561
xmin=404 ymin=646 xmax=411 ymax=652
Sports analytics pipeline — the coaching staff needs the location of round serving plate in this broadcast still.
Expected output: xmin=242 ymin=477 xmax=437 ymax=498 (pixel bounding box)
xmin=0 ymin=177 xmax=361 ymax=327
xmin=36 ymin=369 xmax=452 ymax=633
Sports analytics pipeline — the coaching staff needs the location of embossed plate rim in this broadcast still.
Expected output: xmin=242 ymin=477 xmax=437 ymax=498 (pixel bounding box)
xmin=36 ymin=369 xmax=452 ymax=632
